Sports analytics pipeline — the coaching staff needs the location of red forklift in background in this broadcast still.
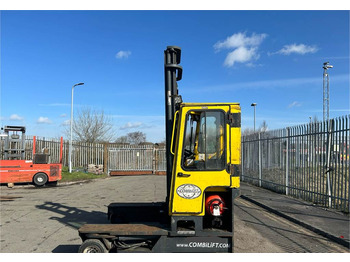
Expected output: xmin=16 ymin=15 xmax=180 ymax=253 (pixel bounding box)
xmin=0 ymin=126 xmax=63 ymax=187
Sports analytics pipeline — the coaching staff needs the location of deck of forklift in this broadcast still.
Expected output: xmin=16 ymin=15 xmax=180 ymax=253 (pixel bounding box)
xmin=79 ymin=223 xmax=233 ymax=237
xmin=79 ymin=224 xmax=169 ymax=236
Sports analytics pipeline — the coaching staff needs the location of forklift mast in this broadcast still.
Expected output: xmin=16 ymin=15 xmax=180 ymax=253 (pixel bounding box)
xmin=164 ymin=46 xmax=183 ymax=203
xmin=3 ymin=126 xmax=26 ymax=160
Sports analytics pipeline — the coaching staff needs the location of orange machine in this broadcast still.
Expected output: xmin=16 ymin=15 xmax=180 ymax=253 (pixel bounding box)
xmin=0 ymin=126 xmax=63 ymax=187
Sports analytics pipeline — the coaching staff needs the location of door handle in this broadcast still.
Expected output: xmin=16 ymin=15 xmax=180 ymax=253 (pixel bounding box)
xmin=177 ymin=172 xmax=191 ymax=177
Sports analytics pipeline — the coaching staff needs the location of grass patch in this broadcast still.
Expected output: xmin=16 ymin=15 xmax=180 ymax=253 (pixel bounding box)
xmin=60 ymin=166 xmax=108 ymax=183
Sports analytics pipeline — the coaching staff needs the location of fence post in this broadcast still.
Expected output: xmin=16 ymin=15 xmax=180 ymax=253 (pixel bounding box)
xmin=258 ymin=132 xmax=262 ymax=187
xmin=326 ymin=119 xmax=334 ymax=208
xmin=103 ymin=143 xmax=109 ymax=176
xmin=152 ymin=145 xmax=157 ymax=175
xmin=286 ymin=128 xmax=289 ymax=195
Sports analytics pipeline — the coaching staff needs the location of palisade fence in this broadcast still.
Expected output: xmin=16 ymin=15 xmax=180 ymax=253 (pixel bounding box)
xmin=242 ymin=115 xmax=350 ymax=213
xmin=0 ymin=136 xmax=167 ymax=175
xmin=108 ymin=145 xmax=166 ymax=175
xmin=1 ymin=115 xmax=349 ymax=212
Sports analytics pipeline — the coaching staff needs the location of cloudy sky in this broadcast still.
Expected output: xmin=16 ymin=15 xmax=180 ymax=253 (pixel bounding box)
xmin=1 ymin=9 xmax=349 ymax=142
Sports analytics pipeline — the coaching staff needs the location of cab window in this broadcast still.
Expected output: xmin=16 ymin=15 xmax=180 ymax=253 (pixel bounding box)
xmin=182 ymin=110 xmax=226 ymax=171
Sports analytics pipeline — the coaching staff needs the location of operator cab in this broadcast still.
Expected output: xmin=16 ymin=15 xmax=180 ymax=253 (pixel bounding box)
xmin=169 ymin=103 xmax=240 ymax=234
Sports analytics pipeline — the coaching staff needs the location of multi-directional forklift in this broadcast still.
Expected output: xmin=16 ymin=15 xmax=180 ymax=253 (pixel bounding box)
xmin=78 ymin=46 xmax=241 ymax=253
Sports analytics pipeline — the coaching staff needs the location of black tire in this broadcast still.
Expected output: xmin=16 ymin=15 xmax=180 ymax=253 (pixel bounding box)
xmin=33 ymin=172 xmax=48 ymax=187
xmin=78 ymin=239 xmax=108 ymax=253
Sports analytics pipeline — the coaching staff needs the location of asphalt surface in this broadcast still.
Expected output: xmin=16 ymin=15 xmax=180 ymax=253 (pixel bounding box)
xmin=240 ymin=182 xmax=350 ymax=249
xmin=0 ymin=175 xmax=348 ymax=253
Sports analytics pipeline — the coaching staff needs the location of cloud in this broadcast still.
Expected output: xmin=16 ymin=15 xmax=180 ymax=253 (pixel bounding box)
xmin=10 ymin=114 xmax=24 ymax=121
xmin=60 ymin=113 xmax=67 ymax=117
xmin=120 ymin=122 xmax=142 ymax=130
xmin=274 ymin=43 xmax=318 ymax=55
xmin=288 ymin=101 xmax=302 ymax=108
xmin=61 ymin=119 xmax=71 ymax=126
xmin=214 ymin=32 xmax=267 ymax=67
xmin=116 ymin=50 xmax=131 ymax=59
xmin=224 ymin=46 xmax=260 ymax=67
xmin=37 ymin=117 xmax=52 ymax=124
xmin=214 ymin=32 xmax=267 ymax=51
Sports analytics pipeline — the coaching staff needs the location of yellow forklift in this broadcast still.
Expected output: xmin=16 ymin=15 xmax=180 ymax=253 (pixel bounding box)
xmin=78 ymin=46 xmax=241 ymax=253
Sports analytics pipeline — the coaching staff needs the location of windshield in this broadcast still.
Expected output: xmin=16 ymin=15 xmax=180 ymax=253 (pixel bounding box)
xmin=182 ymin=110 xmax=226 ymax=171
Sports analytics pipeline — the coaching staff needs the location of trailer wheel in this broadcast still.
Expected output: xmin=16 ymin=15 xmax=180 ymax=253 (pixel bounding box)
xmin=33 ymin=172 xmax=48 ymax=187
xmin=79 ymin=239 xmax=108 ymax=253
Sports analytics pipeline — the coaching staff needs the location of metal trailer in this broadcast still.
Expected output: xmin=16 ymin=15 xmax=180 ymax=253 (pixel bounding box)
xmin=0 ymin=126 xmax=63 ymax=187
xmin=78 ymin=46 xmax=241 ymax=253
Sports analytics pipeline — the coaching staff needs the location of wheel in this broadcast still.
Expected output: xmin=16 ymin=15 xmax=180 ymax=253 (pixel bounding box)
xmin=78 ymin=239 xmax=108 ymax=253
xmin=33 ymin=172 xmax=48 ymax=187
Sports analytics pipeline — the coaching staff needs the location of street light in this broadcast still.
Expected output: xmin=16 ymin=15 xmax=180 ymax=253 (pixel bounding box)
xmin=251 ymin=103 xmax=257 ymax=132
xmin=69 ymin=82 xmax=84 ymax=173
xmin=323 ymin=62 xmax=333 ymax=123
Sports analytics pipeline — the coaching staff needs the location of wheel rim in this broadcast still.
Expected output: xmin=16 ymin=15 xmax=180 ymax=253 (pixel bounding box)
xmin=83 ymin=246 xmax=100 ymax=253
xmin=34 ymin=173 xmax=47 ymax=186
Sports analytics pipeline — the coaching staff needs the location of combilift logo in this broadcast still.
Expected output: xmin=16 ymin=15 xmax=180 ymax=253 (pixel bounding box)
xmin=176 ymin=184 xmax=201 ymax=199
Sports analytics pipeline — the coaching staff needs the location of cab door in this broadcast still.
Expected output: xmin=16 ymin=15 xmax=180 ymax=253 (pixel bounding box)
xmin=169 ymin=105 xmax=231 ymax=215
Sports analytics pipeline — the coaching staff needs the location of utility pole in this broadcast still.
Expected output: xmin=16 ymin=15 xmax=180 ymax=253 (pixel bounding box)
xmin=323 ymin=62 xmax=333 ymax=122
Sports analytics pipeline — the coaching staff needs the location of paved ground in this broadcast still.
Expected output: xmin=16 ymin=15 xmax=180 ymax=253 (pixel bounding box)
xmin=0 ymin=175 xmax=348 ymax=253
xmin=240 ymin=182 xmax=349 ymax=249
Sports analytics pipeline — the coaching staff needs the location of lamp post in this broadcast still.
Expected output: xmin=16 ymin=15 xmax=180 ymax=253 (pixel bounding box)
xmin=323 ymin=62 xmax=333 ymax=123
xmin=69 ymin=82 xmax=84 ymax=173
xmin=251 ymin=103 xmax=257 ymax=132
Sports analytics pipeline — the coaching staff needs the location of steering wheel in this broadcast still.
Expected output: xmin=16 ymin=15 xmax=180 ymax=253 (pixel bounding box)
xmin=184 ymin=149 xmax=195 ymax=159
